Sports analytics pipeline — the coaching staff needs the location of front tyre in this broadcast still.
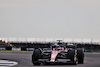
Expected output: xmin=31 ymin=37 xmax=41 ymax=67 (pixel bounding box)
xmin=32 ymin=49 xmax=41 ymax=65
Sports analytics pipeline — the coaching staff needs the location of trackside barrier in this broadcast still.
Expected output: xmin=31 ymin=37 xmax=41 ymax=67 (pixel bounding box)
xmin=84 ymin=50 xmax=100 ymax=52
xmin=84 ymin=50 xmax=92 ymax=52
xmin=21 ymin=47 xmax=34 ymax=51
xmin=26 ymin=48 xmax=34 ymax=51
xmin=0 ymin=47 xmax=12 ymax=50
xmin=6 ymin=47 xmax=12 ymax=50
xmin=92 ymin=50 xmax=100 ymax=52
xmin=1 ymin=47 xmax=100 ymax=52
xmin=0 ymin=48 xmax=6 ymax=50
xmin=0 ymin=47 xmax=34 ymax=51
xmin=12 ymin=48 xmax=21 ymax=51
xmin=21 ymin=47 xmax=26 ymax=51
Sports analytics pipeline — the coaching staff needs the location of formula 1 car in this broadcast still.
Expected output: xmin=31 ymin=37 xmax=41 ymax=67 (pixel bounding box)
xmin=32 ymin=41 xmax=84 ymax=65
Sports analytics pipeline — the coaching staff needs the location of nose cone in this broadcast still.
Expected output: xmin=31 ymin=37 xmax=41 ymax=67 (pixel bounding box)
xmin=50 ymin=50 xmax=59 ymax=62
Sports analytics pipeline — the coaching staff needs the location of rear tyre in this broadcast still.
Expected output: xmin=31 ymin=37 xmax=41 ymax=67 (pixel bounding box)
xmin=77 ymin=48 xmax=84 ymax=64
xmin=68 ymin=50 xmax=77 ymax=65
xmin=32 ymin=49 xmax=41 ymax=65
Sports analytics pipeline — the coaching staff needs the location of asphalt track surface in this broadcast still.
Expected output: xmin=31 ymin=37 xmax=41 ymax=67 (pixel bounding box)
xmin=0 ymin=51 xmax=100 ymax=67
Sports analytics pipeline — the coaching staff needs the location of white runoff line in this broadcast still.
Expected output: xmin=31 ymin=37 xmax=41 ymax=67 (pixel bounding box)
xmin=0 ymin=60 xmax=18 ymax=67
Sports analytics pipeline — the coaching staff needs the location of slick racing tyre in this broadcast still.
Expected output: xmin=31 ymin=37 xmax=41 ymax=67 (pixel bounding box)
xmin=68 ymin=50 xmax=78 ymax=65
xmin=32 ymin=49 xmax=41 ymax=65
xmin=77 ymin=48 xmax=84 ymax=64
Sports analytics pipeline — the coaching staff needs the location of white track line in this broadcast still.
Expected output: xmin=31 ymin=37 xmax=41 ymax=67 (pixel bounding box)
xmin=0 ymin=60 xmax=18 ymax=67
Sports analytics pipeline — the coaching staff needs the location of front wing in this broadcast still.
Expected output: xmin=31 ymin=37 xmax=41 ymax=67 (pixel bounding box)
xmin=36 ymin=58 xmax=73 ymax=64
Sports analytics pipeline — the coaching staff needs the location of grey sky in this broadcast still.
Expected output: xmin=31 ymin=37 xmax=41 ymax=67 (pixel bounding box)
xmin=0 ymin=0 xmax=100 ymax=38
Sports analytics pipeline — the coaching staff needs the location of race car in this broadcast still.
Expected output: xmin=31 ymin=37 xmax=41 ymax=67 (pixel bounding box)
xmin=32 ymin=41 xmax=84 ymax=65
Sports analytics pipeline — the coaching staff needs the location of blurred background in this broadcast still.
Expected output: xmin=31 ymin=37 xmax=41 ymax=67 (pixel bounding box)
xmin=0 ymin=0 xmax=100 ymax=52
